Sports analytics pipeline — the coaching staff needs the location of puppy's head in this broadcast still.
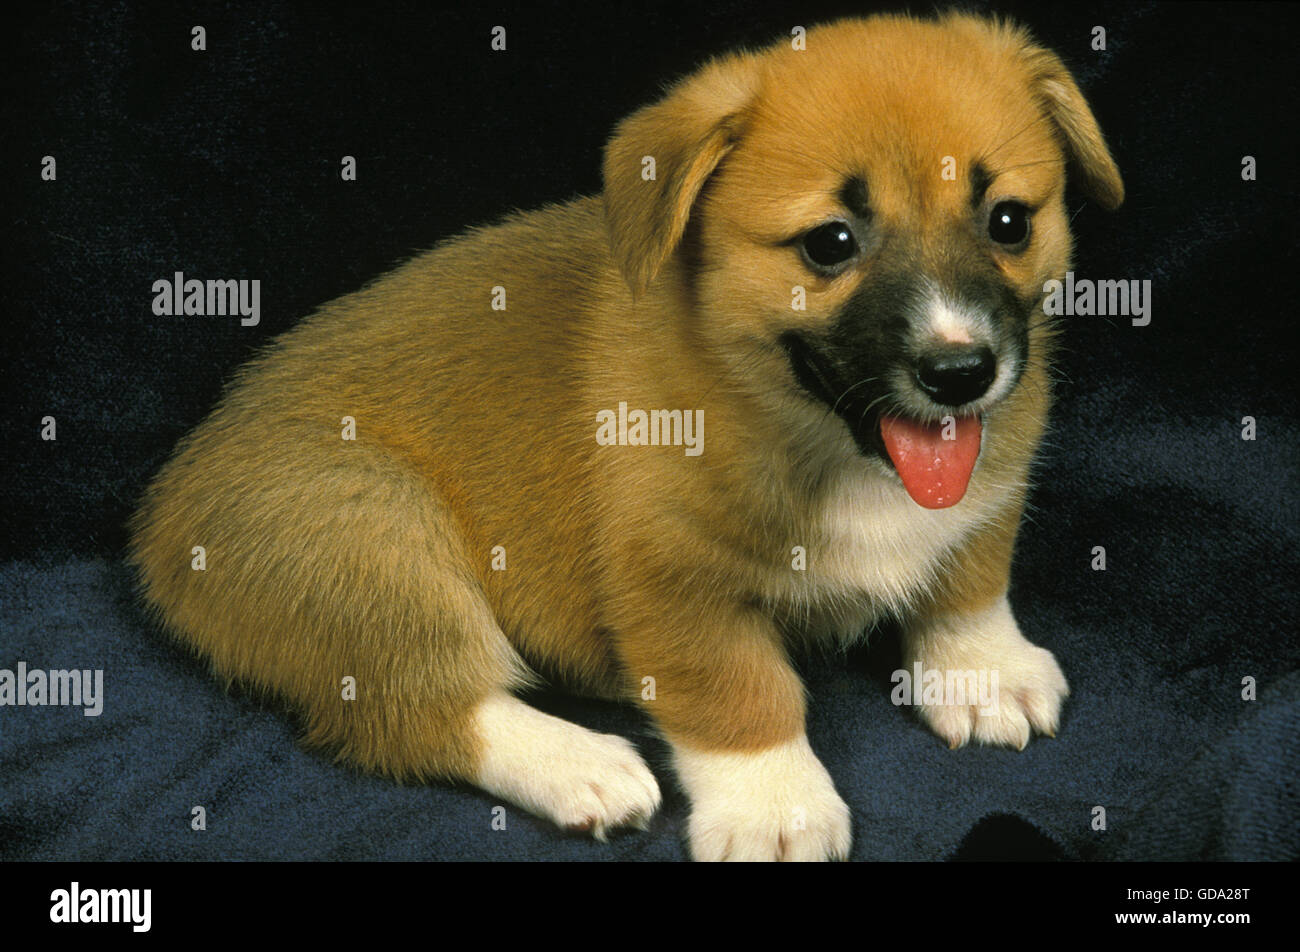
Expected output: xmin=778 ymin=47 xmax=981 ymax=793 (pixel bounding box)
xmin=603 ymin=13 xmax=1123 ymax=508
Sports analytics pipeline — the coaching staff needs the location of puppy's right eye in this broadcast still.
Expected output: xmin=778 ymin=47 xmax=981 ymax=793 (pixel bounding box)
xmin=801 ymin=221 xmax=857 ymax=271
xmin=988 ymin=201 xmax=1030 ymax=246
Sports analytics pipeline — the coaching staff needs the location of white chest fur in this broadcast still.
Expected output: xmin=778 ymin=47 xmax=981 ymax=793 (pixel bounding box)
xmin=790 ymin=458 xmax=998 ymax=639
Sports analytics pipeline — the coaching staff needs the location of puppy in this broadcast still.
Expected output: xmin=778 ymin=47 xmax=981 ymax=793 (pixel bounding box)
xmin=129 ymin=12 xmax=1122 ymax=861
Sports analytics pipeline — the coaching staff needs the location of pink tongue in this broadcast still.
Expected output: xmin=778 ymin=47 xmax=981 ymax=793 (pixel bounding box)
xmin=879 ymin=415 xmax=982 ymax=509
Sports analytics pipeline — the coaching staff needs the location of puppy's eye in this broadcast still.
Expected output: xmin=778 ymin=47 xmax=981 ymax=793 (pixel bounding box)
xmin=988 ymin=201 xmax=1030 ymax=246
xmin=801 ymin=221 xmax=857 ymax=270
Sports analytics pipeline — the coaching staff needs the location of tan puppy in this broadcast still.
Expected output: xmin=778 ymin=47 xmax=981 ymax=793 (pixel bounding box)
xmin=129 ymin=12 xmax=1122 ymax=861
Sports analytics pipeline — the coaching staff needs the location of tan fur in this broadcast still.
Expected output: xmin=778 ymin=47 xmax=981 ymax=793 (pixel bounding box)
xmin=129 ymin=13 xmax=1121 ymax=854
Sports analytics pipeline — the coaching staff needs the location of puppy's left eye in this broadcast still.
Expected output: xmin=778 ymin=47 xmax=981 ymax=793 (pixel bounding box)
xmin=801 ymin=221 xmax=857 ymax=271
xmin=988 ymin=201 xmax=1030 ymax=246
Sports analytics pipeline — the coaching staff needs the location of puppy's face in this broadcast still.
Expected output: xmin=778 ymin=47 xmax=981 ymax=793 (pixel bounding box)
xmin=605 ymin=15 xmax=1122 ymax=507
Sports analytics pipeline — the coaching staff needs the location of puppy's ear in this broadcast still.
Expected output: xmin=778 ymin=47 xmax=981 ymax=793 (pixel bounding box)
xmin=1019 ymin=44 xmax=1125 ymax=210
xmin=603 ymin=53 xmax=761 ymax=297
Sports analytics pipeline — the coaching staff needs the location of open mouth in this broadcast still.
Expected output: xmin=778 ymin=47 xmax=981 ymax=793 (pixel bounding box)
xmin=782 ymin=333 xmax=983 ymax=509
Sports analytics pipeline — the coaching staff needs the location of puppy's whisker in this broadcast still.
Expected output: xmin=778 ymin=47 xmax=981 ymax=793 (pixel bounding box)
xmin=978 ymin=113 xmax=1044 ymax=164
xmin=858 ymin=391 xmax=895 ymax=425
xmin=984 ymin=157 xmax=1067 ymax=175
xmin=830 ymin=376 xmax=880 ymax=417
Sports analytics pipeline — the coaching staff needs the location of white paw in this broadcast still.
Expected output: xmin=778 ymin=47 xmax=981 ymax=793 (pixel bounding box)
xmin=904 ymin=595 xmax=1068 ymax=750
xmin=673 ymin=735 xmax=851 ymax=861
xmin=473 ymin=694 xmax=661 ymax=838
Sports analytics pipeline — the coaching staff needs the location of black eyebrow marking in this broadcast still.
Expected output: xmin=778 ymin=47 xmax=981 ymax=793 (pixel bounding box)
xmin=970 ymin=161 xmax=992 ymax=206
xmin=838 ymin=175 xmax=871 ymax=218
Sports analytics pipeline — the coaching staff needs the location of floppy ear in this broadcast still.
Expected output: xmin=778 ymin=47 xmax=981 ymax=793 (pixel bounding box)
xmin=1019 ymin=45 xmax=1125 ymax=210
xmin=602 ymin=53 xmax=761 ymax=297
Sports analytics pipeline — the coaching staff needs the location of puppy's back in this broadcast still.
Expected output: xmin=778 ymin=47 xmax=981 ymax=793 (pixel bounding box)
xmin=127 ymin=195 xmax=626 ymax=773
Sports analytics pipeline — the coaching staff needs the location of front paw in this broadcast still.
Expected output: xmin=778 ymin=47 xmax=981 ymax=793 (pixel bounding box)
xmin=473 ymin=694 xmax=662 ymax=839
xmin=673 ymin=735 xmax=851 ymax=861
xmin=904 ymin=596 xmax=1068 ymax=750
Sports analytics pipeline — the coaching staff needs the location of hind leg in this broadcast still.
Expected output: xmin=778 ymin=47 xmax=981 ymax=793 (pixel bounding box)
xmin=129 ymin=432 xmax=659 ymax=834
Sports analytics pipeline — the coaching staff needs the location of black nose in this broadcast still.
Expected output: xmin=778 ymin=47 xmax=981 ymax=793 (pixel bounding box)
xmin=915 ymin=346 xmax=997 ymax=406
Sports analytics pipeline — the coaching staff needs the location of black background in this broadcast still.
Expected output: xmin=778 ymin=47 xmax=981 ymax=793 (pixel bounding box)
xmin=4 ymin=1 xmax=1297 ymax=558
xmin=2 ymin=1 xmax=1298 ymax=862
